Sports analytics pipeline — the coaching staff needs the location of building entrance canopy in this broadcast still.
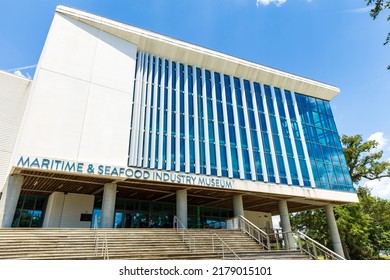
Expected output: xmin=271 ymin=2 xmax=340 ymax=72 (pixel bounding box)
xmin=11 ymin=165 xmax=351 ymax=215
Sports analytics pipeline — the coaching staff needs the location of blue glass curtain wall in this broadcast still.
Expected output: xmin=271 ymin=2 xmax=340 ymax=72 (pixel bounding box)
xmin=129 ymin=51 xmax=354 ymax=193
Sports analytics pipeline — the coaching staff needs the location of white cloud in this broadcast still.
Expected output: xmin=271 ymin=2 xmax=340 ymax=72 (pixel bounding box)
xmin=365 ymin=178 xmax=390 ymax=200
xmin=368 ymin=132 xmax=388 ymax=151
xmin=256 ymin=0 xmax=287 ymax=7
xmin=343 ymin=6 xmax=373 ymax=14
xmin=13 ymin=70 xmax=31 ymax=79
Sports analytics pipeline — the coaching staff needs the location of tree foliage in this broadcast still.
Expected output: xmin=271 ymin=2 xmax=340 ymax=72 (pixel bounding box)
xmin=341 ymin=134 xmax=390 ymax=183
xmin=291 ymin=134 xmax=390 ymax=259
xmin=365 ymin=0 xmax=390 ymax=69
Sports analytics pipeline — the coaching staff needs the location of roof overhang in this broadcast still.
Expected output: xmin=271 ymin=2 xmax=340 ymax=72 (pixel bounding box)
xmin=56 ymin=5 xmax=340 ymax=101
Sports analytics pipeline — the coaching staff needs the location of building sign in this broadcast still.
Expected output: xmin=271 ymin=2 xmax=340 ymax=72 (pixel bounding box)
xmin=16 ymin=156 xmax=233 ymax=189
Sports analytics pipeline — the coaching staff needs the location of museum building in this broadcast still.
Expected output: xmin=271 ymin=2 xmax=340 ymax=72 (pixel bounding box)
xmin=0 ymin=6 xmax=357 ymax=257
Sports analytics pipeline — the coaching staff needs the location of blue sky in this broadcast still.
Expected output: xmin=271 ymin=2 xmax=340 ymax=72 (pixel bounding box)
xmin=1 ymin=0 xmax=389 ymax=198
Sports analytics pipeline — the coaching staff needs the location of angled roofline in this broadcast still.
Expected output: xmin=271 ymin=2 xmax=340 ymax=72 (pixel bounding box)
xmin=56 ymin=5 xmax=340 ymax=100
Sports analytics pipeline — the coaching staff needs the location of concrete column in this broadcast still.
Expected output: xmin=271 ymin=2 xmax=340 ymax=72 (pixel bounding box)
xmin=0 ymin=175 xmax=24 ymax=227
xmin=176 ymin=189 xmax=187 ymax=228
xmin=100 ymin=183 xmax=117 ymax=228
xmin=325 ymin=204 xmax=345 ymax=258
xmin=233 ymin=195 xmax=244 ymax=217
xmin=42 ymin=192 xmax=65 ymax=228
xmin=278 ymin=200 xmax=295 ymax=250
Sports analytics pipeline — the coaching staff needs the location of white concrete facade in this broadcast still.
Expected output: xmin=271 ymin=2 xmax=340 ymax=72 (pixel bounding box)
xmin=13 ymin=13 xmax=137 ymax=167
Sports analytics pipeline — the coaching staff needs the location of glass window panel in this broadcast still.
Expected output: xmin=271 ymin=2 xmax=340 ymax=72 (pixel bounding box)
xmin=227 ymin=104 xmax=234 ymax=124
xmin=220 ymin=145 xmax=227 ymax=169
xmin=240 ymin=128 xmax=248 ymax=148
xmin=277 ymin=100 xmax=286 ymax=118
xmin=189 ymin=116 xmax=194 ymax=138
xmin=190 ymin=140 xmax=195 ymax=164
xmin=265 ymin=153 xmax=275 ymax=176
xmin=322 ymin=145 xmax=332 ymax=163
xmin=224 ymin=76 xmax=232 ymax=104
xmin=316 ymin=128 xmax=326 ymax=145
xmin=288 ymin=156 xmax=298 ymax=178
xmin=242 ymin=149 xmax=251 ymax=173
xmin=273 ymin=135 xmax=282 ymax=155
xmin=229 ymin=125 xmax=236 ymax=146
xmin=312 ymin=143 xmax=323 ymax=161
xmin=334 ymin=165 xmax=346 ymax=185
xmin=208 ymin=121 xmax=215 ymax=142
xmin=218 ymin=123 xmax=226 ymax=144
xmin=217 ymin=102 xmax=224 ymax=122
xmin=245 ymin=90 xmax=253 ymax=110
xmin=238 ymin=108 xmax=245 ymax=127
xmin=299 ymin=159 xmax=310 ymax=181
xmin=330 ymin=147 xmax=340 ymax=165
xmin=253 ymin=152 xmax=262 ymax=175
xmin=262 ymin=132 xmax=271 ymax=153
xmin=248 ymin=110 xmax=256 ymax=129
xmin=324 ymin=101 xmax=333 ymax=116
xmin=284 ymin=137 xmax=294 ymax=157
xmin=270 ymin=116 xmax=278 ymax=134
xmin=288 ymin=104 xmax=296 ymax=120
xmin=291 ymin=121 xmax=300 ymax=138
xmin=231 ymin=147 xmax=239 ymax=171
xmin=207 ymin=99 xmax=213 ymax=119
xmin=259 ymin=113 xmax=268 ymax=132
xmin=209 ymin=143 xmax=216 ymax=168
xmin=251 ymin=130 xmax=260 ymax=150
xmin=277 ymin=155 xmax=286 ymax=177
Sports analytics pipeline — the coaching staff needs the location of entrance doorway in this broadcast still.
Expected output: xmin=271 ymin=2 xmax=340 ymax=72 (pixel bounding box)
xmin=114 ymin=211 xmax=150 ymax=228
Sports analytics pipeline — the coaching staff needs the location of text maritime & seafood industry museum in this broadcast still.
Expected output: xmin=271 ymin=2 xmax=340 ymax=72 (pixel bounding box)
xmin=0 ymin=6 xmax=358 ymax=259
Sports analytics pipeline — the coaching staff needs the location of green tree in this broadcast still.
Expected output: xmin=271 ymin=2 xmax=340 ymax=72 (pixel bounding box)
xmin=291 ymin=134 xmax=390 ymax=259
xmin=341 ymin=134 xmax=390 ymax=182
xmin=365 ymin=0 xmax=390 ymax=69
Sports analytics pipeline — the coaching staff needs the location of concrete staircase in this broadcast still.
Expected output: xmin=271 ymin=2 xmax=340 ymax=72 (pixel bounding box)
xmin=0 ymin=228 xmax=309 ymax=260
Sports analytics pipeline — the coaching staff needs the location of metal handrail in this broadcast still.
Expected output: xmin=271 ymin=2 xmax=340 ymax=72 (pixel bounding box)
xmin=173 ymin=216 xmax=196 ymax=251
xmin=227 ymin=216 xmax=270 ymax=250
xmin=212 ymin=233 xmax=241 ymax=260
xmin=93 ymin=214 xmax=109 ymax=260
xmin=295 ymin=231 xmax=345 ymax=260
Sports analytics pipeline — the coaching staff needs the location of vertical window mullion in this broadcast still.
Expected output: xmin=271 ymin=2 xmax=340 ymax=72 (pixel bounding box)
xmin=291 ymin=91 xmax=316 ymax=187
xmin=230 ymin=76 xmax=245 ymax=179
xmin=175 ymin=61 xmax=181 ymax=172
xmin=184 ymin=65 xmax=190 ymax=173
xmin=192 ymin=65 xmax=200 ymax=174
xmin=137 ymin=53 xmax=149 ymax=167
xmin=220 ymin=74 xmax=233 ymax=178
xmin=149 ymin=56 xmax=160 ymax=169
xmin=166 ymin=60 xmax=173 ymax=171
xmin=201 ymin=68 xmax=211 ymax=175
xmin=142 ymin=54 xmax=154 ymax=168
xmin=271 ymin=86 xmax=291 ymax=185
xmin=129 ymin=51 xmax=145 ymax=166
xmin=261 ymin=83 xmax=280 ymax=183
xmin=250 ymin=81 xmax=268 ymax=182
xmin=240 ymin=78 xmax=257 ymax=181
xmin=157 ymin=58 xmax=166 ymax=170
xmin=281 ymin=89 xmax=303 ymax=186
xmin=211 ymin=71 xmax=221 ymax=177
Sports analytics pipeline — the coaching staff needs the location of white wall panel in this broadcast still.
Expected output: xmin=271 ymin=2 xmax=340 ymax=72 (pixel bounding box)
xmin=40 ymin=14 xmax=98 ymax=82
xmin=59 ymin=193 xmax=94 ymax=228
xmin=77 ymin=84 xmax=133 ymax=165
xmin=13 ymin=12 xmax=137 ymax=167
xmin=15 ymin=70 xmax=89 ymax=161
xmin=0 ymin=72 xmax=30 ymax=190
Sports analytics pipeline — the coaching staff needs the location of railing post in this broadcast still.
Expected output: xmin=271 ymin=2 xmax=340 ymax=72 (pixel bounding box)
xmin=313 ymin=243 xmax=318 ymax=259
xmin=212 ymin=234 xmax=215 ymax=253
